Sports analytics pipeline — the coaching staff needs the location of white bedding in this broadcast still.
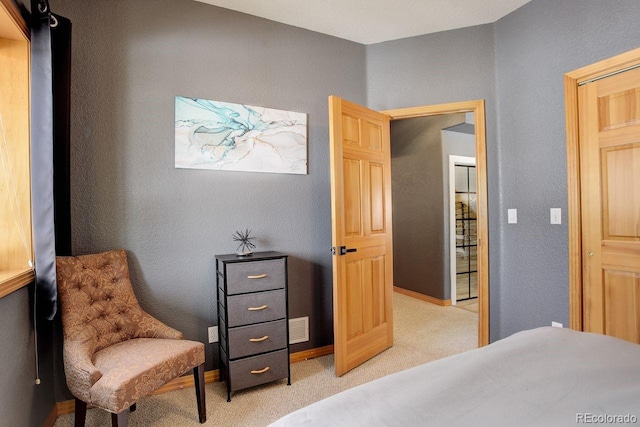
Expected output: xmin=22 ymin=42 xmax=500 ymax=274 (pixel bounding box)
xmin=270 ymin=327 xmax=640 ymax=426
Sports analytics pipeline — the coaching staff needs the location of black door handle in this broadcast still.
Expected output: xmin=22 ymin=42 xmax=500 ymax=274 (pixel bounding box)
xmin=339 ymin=246 xmax=357 ymax=255
xmin=332 ymin=246 xmax=358 ymax=255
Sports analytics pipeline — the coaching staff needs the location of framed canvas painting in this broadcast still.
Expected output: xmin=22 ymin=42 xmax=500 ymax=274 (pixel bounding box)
xmin=175 ymin=96 xmax=307 ymax=174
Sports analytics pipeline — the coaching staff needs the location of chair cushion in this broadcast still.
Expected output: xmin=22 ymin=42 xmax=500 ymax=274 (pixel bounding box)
xmin=90 ymin=338 xmax=205 ymax=413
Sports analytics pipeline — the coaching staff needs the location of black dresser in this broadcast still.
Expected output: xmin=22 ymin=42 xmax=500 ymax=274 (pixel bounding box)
xmin=215 ymin=251 xmax=290 ymax=401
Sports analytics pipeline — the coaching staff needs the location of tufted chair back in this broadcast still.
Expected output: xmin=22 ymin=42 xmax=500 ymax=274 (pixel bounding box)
xmin=56 ymin=249 xmax=182 ymax=353
xmin=56 ymin=250 xmax=206 ymax=426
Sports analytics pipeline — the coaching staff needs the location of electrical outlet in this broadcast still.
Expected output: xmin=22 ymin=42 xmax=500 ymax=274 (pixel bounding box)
xmin=508 ymin=208 xmax=517 ymax=224
xmin=551 ymin=321 xmax=563 ymax=328
xmin=550 ymin=208 xmax=562 ymax=224
xmin=208 ymin=326 xmax=218 ymax=343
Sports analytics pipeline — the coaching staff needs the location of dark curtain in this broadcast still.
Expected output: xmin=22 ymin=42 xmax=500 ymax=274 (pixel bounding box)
xmin=31 ymin=0 xmax=72 ymax=320
xmin=52 ymin=13 xmax=72 ymax=257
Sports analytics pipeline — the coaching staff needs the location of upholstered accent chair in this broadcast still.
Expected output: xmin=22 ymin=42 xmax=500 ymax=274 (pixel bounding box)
xmin=56 ymin=249 xmax=206 ymax=427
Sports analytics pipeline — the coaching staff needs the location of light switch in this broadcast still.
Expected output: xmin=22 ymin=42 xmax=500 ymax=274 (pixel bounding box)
xmin=508 ymin=209 xmax=517 ymax=224
xmin=550 ymin=208 xmax=561 ymax=224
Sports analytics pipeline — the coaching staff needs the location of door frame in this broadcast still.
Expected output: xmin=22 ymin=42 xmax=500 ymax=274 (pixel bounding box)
xmin=449 ymin=155 xmax=476 ymax=306
xmin=564 ymin=46 xmax=640 ymax=331
xmin=383 ymin=100 xmax=489 ymax=346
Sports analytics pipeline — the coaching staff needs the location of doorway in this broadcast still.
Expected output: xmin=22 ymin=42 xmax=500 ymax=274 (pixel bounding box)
xmin=384 ymin=100 xmax=489 ymax=347
xmin=328 ymin=98 xmax=489 ymax=377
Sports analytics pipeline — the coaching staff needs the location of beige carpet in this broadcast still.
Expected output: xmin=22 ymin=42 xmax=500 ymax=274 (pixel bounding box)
xmin=455 ymin=298 xmax=478 ymax=313
xmin=54 ymin=293 xmax=477 ymax=426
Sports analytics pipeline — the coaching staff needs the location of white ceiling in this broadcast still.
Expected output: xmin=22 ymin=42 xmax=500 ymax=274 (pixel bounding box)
xmin=194 ymin=0 xmax=531 ymax=45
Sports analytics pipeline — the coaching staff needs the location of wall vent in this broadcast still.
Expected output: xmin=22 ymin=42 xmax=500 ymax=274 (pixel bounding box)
xmin=289 ymin=317 xmax=309 ymax=344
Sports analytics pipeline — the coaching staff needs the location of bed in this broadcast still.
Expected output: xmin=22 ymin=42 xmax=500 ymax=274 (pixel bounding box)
xmin=270 ymin=327 xmax=640 ymax=426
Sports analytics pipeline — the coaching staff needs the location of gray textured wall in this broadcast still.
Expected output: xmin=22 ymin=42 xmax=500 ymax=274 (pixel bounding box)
xmin=25 ymin=0 xmax=640 ymax=409
xmin=369 ymin=0 xmax=640 ymax=341
xmin=52 ymin=0 xmax=366 ymax=399
xmin=366 ymin=24 xmax=500 ymax=334
xmin=493 ymin=0 xmax=640 ymax=338
xmin=391 ymin=114 xmax=465 ymax=300
xmin=0 ymin=287 xmax=56 ymax=426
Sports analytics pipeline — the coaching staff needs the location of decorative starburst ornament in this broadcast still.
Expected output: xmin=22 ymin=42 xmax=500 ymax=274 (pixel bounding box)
xmin=233 ymin=228 xmax=256 ymax=256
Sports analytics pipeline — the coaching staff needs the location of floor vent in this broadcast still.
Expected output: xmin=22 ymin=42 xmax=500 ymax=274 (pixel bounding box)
xmin=289 ymin=317 xmax=309 ymax=344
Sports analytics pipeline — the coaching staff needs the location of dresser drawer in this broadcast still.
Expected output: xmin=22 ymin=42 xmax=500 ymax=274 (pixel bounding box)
xmin=228 ymin=349 xmax=289 ymax=392
xmin=227 ymin=289 xmax=286 ymax=327
xmin=228 ymin=319 xmax=287 ymax=359
xmin=224 ymin=258 xmax=285 ymax=295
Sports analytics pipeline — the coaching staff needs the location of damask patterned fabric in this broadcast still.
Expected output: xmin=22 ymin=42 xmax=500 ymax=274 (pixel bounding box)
xmin=56 ymin=249 xmax=205 ymax=413
xmin=92 ymin=338 xmax=203 ymax=412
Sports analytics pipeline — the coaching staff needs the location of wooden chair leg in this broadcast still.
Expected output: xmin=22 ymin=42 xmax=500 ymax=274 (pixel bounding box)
xmin=74 ymin=398 xmax=87 ymax=427
xmin=194 ymin=363 xmax=206 ymax=423
xmin=111 ymin=411 xmax=128 ymax=427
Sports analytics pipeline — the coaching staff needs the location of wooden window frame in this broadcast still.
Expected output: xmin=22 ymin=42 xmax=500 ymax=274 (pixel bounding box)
xmin=0 ymin=0 xmax=34 ymax=298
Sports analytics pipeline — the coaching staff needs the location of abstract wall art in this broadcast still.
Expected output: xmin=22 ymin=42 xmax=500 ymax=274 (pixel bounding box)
xmin=175 ymin=96 xmax=308 ymax=174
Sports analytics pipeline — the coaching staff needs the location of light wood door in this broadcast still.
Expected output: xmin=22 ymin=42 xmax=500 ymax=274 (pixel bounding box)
xmin=329 ymin=96 xmax=394 ymax=376
xmin=578 ymin=66 xmax=640 ymax=344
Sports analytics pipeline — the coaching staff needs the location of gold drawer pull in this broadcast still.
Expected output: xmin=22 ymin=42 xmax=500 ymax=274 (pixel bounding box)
xmin=247 ymin=274 xmax=267 ymax=279
xmin=248 ymin=305 xmax=268 ymax=311
xmin=249 ymin=335 xmax=269 ymax=342
xmin=251 ymin=366 xmax=270 ymax=375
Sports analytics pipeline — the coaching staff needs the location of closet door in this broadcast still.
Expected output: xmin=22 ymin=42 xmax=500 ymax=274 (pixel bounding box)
xmin=578 ymin=66 xmax=640 ymax=344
